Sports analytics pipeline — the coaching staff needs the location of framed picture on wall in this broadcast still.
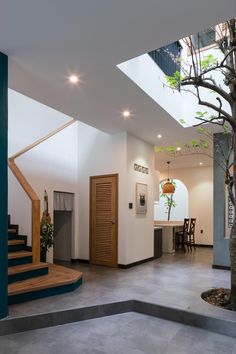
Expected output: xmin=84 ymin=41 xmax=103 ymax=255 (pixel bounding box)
xmin=136 ymin=183 xmax=147 ymax=214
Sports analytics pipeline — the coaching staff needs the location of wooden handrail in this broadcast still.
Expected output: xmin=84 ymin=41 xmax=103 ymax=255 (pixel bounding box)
xmin=11 ymin=119 xmax=75 ymax=159
xmin=8 ymin=118 xmax=76 ymax=264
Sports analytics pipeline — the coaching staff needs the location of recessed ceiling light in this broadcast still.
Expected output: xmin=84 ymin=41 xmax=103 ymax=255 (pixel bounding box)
xmin=176 ymin=147 xmax=181 ymax=151
xmin=199 ymin=162 xmax=203 ymax=166
xmin=157 ymin=134 xmax=162 ymax=138
xmin=69 ymin=75 xmax=80 ymax=84
xmin=122 ymin=110 xmax=131 ymax=118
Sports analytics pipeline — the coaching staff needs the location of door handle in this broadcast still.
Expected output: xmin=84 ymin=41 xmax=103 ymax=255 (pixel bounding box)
xmin=111 ymin=220 xmax=116 ymax=224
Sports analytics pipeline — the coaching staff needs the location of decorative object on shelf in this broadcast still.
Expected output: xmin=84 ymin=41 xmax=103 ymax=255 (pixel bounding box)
xmin=136 ymin=183 xmax=147 ymax=214
xmin=162 ymin=161 xmax=175 ymax=194
xmin=134 ymin=163 xmax=149 ymax=175
xmin=40 ymin=190 xmax=54 ymax=262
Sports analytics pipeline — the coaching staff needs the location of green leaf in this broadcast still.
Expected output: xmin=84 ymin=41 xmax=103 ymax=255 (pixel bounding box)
xmin=196 ymin=111 xmax=208 ymax=118
xmin=200 ymin=54 xmax=218 ymax=70
xmin=197 ymin=126 xmax=208 ymax=134
xmin=190 ymin=139 xmax=200 ymax=147
xmin=166 ymin=71 xmax=181 ymax=89
xmin=179 ymin=118 xmax=186 ymax=125
xmin=154 ymin=146 xmax=164 ymax=153
xmin=199 ymin=139 xmax=209 ymax=149
xmin=222 ymin=124 xmax=230 ymax=134
xmin=166 ymin=145 xmax=176 ymax=154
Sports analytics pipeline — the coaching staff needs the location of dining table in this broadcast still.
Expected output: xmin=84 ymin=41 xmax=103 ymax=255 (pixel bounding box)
xmin=154 ymin=221 xmax=184 ymax=253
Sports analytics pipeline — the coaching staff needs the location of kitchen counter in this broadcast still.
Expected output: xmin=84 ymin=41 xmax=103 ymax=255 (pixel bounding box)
xmin=154 ymin=221 xmax=183 ymax=253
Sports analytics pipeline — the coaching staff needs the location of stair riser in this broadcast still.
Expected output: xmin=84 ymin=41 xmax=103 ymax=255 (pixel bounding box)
xmin=8 ymin=256 xmax=32 ymax=267
xmin=8 ymin=267 xmax=49 ymax=284
xmin=8 ymin=278 xmax=82 ymax=305
xmin=8 ymin=233 xmax=18 ymax=240
xmin=8 ymin=244 xmax=25 ymax=252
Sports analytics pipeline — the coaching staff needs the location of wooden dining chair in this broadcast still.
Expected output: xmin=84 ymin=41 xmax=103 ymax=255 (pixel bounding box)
xmin=186 ymin=218 xmax=196 ymax=251
xmin=175 ymin=218 xmax=189 ymax=251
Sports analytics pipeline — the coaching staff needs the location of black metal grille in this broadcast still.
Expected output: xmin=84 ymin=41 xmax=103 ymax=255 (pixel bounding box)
xmin=148 ymin=41 xmax=182 ymax=77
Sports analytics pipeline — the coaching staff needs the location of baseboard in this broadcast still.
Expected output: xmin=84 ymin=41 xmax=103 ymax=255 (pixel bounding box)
xmin=71 ymin=258 xmax=89 ymax=264
xmin=118 ymin=256 xmax=155 ymax=269
xmin=212 ymin=264 xmax=230 ymax=270
xmin=195 ymin=244 xmax=213 ymax=248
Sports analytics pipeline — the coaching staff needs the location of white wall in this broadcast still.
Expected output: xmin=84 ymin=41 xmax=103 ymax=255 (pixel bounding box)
xmin=8 ymin=89 xmax=79 ymax=261
xmin=77 ymin=123 xmax=127 ymax=264
xmin=126 ymin=133 xmax=156 ymax=264
xmin=160 ymin=166 xmax=213 ymax=245
xmin=9 ymin=89 xmax=158 ymax=265
xmin=77 ymin=127 xmax=157 ymax=265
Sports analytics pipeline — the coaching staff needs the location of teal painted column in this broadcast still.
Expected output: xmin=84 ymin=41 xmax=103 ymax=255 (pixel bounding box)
xmin=0 ymin=52 xmax=8 ymax=319
xmin=213 ymin=133 xmax=231 ymax=267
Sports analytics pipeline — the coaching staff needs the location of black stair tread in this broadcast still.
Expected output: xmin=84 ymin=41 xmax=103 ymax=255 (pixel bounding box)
xmin=8 ymin=250 xmax=32 ymax=259
xmin=8 ymin=239 xmax=25 ymax=246
xmin=8 ymin=262 xmax=48 ymax=276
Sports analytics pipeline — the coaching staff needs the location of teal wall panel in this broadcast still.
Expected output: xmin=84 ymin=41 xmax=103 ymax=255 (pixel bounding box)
xmin=213 ymin=133 xmax=231 ymax=267
xmin=0 ymin=52 xmax=8 ymax=319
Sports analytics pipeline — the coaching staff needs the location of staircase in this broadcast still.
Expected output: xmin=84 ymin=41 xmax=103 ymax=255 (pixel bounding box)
xmin=7 ymin=215 xmax=82 ymax=305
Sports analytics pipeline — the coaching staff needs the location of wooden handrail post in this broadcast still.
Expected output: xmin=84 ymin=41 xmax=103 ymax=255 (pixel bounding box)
xmin=8 ymin=158 xmax=40 ymax=264
xmin=32 ymin=200 xmax=40 ymax=263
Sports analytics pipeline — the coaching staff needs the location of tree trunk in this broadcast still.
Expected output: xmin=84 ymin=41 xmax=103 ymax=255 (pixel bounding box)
xmin=230 ymin=130 xmax=236 ymax=310
xmin=167 ymin=195 xmax=172 ymax=221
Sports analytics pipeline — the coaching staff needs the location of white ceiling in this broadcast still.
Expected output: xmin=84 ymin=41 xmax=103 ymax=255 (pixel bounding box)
xmin=1 ymin=0 xmax=235 ymax=170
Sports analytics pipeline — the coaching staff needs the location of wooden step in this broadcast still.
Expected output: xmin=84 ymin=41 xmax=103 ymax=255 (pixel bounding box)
xmin=8 ymin=239 xmax=25 ymax=246
xmin=8 ymin=264 xmax=83 ymax=304
xmin=8 ymin=250 xmax=33 ymax=267
xmin=8 ymin=239 xmax=26 ymax=252
xmin=8 ymin=228 xmax=17 ymax=234
xmin=8 ymin=262 xmax=48 ymax=276
xmin=8 ymin=263 xmax=49 ymax=284
xmin=8 ymin=251 xmax=32 ymax=259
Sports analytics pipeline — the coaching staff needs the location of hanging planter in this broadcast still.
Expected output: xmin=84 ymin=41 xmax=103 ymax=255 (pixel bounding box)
xmin=162 ymin=161 xmax=175 ymax=194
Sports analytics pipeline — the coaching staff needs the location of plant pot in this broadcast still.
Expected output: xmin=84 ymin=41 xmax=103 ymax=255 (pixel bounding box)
xmin=40 ymin=251 xmax=47 ymax=263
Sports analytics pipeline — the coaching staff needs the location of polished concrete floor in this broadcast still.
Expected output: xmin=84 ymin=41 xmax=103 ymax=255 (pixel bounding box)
xmin=2 ymin=248 xmax=236 ymax=353
xmin=1 ymin=312 xmax=236 ymax=354
xmin=9 ymin=248 xmax=234 ymax=321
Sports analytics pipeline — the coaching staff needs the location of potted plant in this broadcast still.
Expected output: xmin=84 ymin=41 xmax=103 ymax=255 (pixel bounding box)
xmin=40 ymin=190 xmax=54 ymax=262
xmin=40 ymin=221 xmax=54 ymax=262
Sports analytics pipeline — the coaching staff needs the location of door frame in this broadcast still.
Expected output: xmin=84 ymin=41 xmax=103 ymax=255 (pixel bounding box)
xmin=53 ymin=191 xmax=74 ymax=262
xmin=89 ymin=173 xmax=119 ymax=267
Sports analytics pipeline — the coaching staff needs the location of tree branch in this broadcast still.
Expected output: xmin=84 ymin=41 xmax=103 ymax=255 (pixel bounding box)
xmin=181 ymin=77 xmax=233 ymax=105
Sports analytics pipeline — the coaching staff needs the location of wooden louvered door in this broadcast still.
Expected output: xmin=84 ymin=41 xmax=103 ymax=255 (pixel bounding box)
xmin=90 ymin=174 xmax=118 ymax=267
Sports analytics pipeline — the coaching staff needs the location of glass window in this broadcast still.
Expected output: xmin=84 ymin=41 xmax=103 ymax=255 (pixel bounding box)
xmin=192 ymin=28 xmax=215 ymax=49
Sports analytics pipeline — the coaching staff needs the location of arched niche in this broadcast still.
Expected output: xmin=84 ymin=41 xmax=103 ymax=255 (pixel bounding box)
xmin=154 ymin=179 xmax=189 ymax=221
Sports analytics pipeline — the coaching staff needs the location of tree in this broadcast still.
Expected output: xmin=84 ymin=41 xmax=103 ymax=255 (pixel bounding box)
xmin=160 ymin=179 xmax=176 ymax=221
xmin=158 ymin=19 xmax=236 ymax=310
